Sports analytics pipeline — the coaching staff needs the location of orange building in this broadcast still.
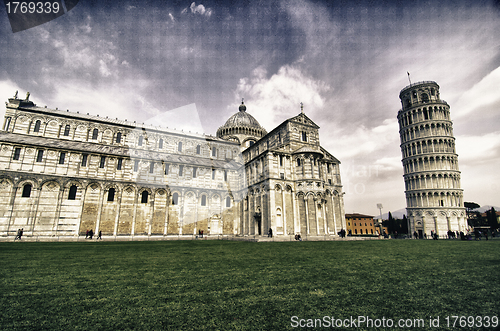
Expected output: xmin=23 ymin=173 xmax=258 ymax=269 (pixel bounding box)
xmin=345 ymin=213 xmax=377 ymax=235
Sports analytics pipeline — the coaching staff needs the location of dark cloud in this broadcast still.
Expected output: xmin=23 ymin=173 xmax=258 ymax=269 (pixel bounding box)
xmin=1 ymin=0 xmax=499 ymax=214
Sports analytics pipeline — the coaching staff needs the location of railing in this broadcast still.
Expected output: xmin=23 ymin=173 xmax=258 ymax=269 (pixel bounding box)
xmin=399 ymin=81 xmax=438 ymax=94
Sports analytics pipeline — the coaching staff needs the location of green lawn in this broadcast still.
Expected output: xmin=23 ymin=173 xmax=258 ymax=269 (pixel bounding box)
xmin=0 ymin=240 xmax=499 ymax=330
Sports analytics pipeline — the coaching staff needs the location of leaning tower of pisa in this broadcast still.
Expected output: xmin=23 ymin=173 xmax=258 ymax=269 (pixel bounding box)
xmin=398 ymin=81 xmax=466 ymax=238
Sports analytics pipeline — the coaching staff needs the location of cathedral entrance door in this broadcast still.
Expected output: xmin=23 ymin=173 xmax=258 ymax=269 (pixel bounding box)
xmin=210 ymin=215 xmax=221 ymax=235
xmin=254 ymin=213 xmax=262 ymax=235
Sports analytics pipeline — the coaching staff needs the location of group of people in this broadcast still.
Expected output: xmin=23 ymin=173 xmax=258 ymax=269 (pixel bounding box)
xmin=411 ymin=229 xmax=496 ymax=240
xmin=85 ymin=229 xmax=102 ymax=240
xmin=14 ymin=228 xmax=23 ymax=240
xmin=337 ymin=229 xmax=346 ymax=238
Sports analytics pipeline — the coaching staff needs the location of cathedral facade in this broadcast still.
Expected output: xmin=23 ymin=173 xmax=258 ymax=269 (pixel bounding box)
xmin=0 ymin=94 xmax=345 ymax=238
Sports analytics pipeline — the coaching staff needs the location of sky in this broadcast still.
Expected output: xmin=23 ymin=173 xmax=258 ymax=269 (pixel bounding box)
xmin=1 ymin=0 xmax=499 ymax=216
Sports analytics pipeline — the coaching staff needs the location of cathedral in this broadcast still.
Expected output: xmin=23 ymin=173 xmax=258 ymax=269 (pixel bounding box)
xmin=0 ymin=93 xmax=345 ymax=238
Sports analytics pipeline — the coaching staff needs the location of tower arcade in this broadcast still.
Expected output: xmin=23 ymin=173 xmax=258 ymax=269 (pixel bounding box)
xmin=398 ymin=81 xmax=466 ymax=237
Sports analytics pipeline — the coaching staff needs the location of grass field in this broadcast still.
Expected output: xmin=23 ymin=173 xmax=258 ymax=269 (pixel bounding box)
xmin=1 ymin=239 xmax=499 ymax=330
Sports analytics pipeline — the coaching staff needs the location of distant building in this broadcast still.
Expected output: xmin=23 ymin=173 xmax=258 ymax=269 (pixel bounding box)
xmin=345 ymin=213 xmax=377 ymax=235
xmin=397 ymin=81 xmax=466 ymax=238
xmin=0 ymin=94 xmax=345 ymax=237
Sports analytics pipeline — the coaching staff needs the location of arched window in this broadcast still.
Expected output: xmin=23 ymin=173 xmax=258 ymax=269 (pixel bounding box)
xmin=158 ymin=138 xmax=163 ymax=149
xmin=63 ymin=125 xmax=70 ymax=136
xmin=141 ymin=191 xmax=149 ymax=203
xmin=226 ymin=196 xmax=231 ymax=207
xmin=107 ymin=188 xmax=115 ymax=202
xmin=178 ymin=142 xmax=182 ymax=152
xmin=212 ymin=147 xmax=217 ymax=157
xmin=196 ymin=145 xmax=201 ymax=154
xmin=34 ymin=120 xmax=41 ymax=133
xmin=92 ymin=128 xmax=98 ymax=140
xmin=59 ymin=152 xmax=66 ymax=164
xmin=68 ymin=185 xmax=77 ymax=200
xmin=138 ymin=136 xmax=143 ymax=146
xmin=172 ymin=192 xmax=179 ymax=205
xmin=201 ymin=195 xmax=207 ymax=206
xmin=297 ymin=159 xmax=301 ymax=166
xmin=22 ymin=184 xmax=32 ymax=198
xmin=116 ymin=132 xmax=122 ymax=143
xmin=36 ymin=150 xmax=44 ymax=162
xmin=99 ymin=156 xmax=106 ymax=168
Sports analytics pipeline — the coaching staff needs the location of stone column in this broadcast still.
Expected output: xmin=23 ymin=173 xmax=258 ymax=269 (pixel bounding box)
xmin=163 ymin=193 xmax=170 ymax=235
xmin=148 ymin=193 xmax=155 ymax=236
xmin=331 ymin=193 xmax=337 ymax=235
xmin=305 ymin=195 xmax=310 ymax=235
xmin=282 ymin=188 xmax=286 ymax=235
xmin=322 ymin=201 xmax=327 ymax=234
xmin=131 ymin=189 xmax=139 ymax=236
xmin=53 ymin=186 xmax=65 ymax=233
xmin=6 ymin=185 xmax=18 ymax=234
xmin=314 ymin=197 xmax=320 ymax=235
xmin=76 ymin=183 xmax=89 ymax=236
xmin=95 ymin=187 xmax=105 ymax=234
xmin=113 ymin=190 xmax=122 ymax=236
xmin=291 ymin=190 xmax=298 ymax=234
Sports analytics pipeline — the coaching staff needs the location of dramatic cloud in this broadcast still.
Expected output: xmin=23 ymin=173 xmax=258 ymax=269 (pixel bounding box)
xmin=233 ymin=65 xmax=330 ymax=130
xmin=182 ymin=2 xmax=212 ymax=17
xmin=1 ymin=0 xmax=499 ymax=214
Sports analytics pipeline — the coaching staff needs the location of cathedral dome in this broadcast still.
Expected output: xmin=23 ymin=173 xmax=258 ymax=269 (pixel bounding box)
xmin=216 ymin=101 xmax=267 ymax=144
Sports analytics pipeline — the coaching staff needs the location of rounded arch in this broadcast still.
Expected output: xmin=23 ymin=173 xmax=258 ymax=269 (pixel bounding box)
xmin=199 ymin=192 xmax=208 ymax=206
xmin=86 ymin=182 xmax=103 ymax=192
xmin=64 ymin=179 xmax=83 ymax=189
xmin=39 ymin=178 xmax=62 ymax=190
xmin=155 ymin=188 xmax=167 ymax=196
xmin=122 ymin=185 xmax=137 ymax=195
xmin=171 ymin=191 xmax=181 ymax=205
xmin=138 ymin=187 xmax=153 ymax=195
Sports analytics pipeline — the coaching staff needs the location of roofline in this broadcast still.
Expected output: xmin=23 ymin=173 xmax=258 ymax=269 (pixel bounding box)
xmin=6 ymin=98 xmax=237 ymax=145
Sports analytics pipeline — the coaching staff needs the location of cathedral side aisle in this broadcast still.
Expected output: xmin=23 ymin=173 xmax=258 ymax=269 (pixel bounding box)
xmin=0 ymin=95 xmax=345 ymax=238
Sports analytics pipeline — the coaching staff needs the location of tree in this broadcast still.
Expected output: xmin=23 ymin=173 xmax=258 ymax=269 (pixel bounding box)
xmin=464 ymin=202 xmax=481 ymax=228
xmin=486 ymin=207 xmax=498 ymax=230
xmin=382 ymin=212 xmax=409 ymax=235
